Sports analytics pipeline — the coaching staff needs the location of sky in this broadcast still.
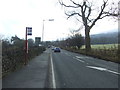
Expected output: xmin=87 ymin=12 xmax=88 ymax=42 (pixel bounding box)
xmin=0 ymin=0 xmax=118 ymax=41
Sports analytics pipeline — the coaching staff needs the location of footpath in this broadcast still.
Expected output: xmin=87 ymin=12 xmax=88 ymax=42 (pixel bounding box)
xmin=2 ymin=49 xmax=50 ymax=89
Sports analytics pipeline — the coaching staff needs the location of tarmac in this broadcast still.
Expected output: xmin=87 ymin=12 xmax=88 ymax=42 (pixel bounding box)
xmin=2 ymin=49 xmax=50 ymax=89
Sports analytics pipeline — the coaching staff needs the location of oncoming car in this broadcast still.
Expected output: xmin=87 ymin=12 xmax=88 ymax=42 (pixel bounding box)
xmin=54 ymin=47 xmax=61 ymax=52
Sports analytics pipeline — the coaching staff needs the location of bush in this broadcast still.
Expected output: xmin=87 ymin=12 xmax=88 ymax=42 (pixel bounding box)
xmin=2 ymin=37 xmax=46 ymax=77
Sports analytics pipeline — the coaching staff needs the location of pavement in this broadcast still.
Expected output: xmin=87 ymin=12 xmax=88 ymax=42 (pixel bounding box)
xmin=2 ymin=49 xmax=50 ymax=89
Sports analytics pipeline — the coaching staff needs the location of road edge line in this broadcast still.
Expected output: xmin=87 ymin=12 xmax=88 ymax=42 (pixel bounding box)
xmin=50 ymin=52 xmax=56 ymax=88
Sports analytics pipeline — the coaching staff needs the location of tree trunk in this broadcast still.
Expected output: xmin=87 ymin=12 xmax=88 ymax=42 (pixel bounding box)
xmin=85 ymin=28 xmax=91 ymax=51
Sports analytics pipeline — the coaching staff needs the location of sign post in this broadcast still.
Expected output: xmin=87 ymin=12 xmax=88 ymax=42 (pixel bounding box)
xmin=25 ymin=27 xmax=32 ymax=65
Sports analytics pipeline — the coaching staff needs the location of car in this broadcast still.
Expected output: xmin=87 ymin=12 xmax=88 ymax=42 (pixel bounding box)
xmin=54 ymin=47 xmax=61 ymax=52
xmin=51 ymin=46 xmax=55 ymax=50
xmin=52 ymin=48 xmax=55 ymax=50
xmin=48 ymin=45 xmax=51 ymax=48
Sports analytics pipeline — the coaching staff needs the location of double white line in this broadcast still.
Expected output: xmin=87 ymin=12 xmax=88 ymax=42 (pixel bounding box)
xmin=50 ymin=53 xmax=56 ymax=88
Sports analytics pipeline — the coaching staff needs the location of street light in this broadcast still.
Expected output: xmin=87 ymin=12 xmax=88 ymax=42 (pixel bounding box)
xmin=42 ymin=19 xmax=54 ymax=42
xmin=48 ymin=19 xmax=54 ymax=21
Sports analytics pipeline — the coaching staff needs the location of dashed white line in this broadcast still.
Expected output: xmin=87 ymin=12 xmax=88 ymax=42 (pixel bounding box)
xmin=86 ymin=66 xmax=120 ymax=75
xmin=50 ymin=53 xmax=56 ymax=88
xmin=75 ymin=56 xmax=85 ymax=59
xmin=75 ymin=56 xmax=81 ymax=58
xmin=106 ymin=69 xmax=120 ymax=75
xmin=76 ymin=58 xmax=85 ymax=63
xmin=65 ymin=53 xmax=71 ymax=56
xmin=87 ymin=66 xmax=107 ymax=71
xmin=73 ymin=57 xmax=85 ymax=63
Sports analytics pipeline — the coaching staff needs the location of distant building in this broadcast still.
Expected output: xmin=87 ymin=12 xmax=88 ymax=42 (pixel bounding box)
xmin=35 ymin=37 xmax=41 ymax=46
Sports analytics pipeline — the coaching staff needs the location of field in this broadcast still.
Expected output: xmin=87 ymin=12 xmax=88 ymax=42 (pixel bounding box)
xmin=63 ymin=43 xmax=119 ymax=62
xmin=72 ymin=44 xmax=120 ymax=63
xmin=64 ymin=44 xmax=119 ymax=63
xmin=81 ymin=44 xmax=118 ymax=50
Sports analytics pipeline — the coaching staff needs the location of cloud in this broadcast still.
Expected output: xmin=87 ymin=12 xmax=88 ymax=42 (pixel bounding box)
xmin=0 ymin=0 xmax=118 ymax=41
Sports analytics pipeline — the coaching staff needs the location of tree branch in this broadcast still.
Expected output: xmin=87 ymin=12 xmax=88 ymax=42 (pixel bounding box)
xmin=83 ymin=5 xmax=87 ymax=13
xmin=86 ymin=6 xmax=92 ymax=21
xmin=89 ymin=0 xmax=108 ymax=29
xmin=103 ymin=12 xmax=119 ymax=17
xmin=65 ymin=12 xmax=82 ymax=19
xmin=70 ymin=0 xmax=82 ymax=7
xmin=59 ymin=0 xmax=80 ymax=8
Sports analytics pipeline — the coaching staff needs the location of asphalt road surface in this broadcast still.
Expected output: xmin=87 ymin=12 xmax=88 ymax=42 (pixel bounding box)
xmin=50 ymin=49 xmax=119 ymax=88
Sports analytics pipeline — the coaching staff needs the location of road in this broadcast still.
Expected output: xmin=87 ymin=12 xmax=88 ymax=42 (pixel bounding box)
xmin=50 ymin=49 xmax=119 ymax=88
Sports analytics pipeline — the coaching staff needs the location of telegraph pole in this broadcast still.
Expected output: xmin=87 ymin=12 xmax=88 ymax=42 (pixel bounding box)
xmin=25 ymin=28 xmax=27 ymax=65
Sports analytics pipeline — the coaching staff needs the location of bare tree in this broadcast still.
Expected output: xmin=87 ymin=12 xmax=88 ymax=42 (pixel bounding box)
xmin=59 ymin=0 xmax=119 ymax=51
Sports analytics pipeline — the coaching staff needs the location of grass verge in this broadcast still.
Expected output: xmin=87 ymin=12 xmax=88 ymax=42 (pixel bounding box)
xmin=62 ymin=47 xmax=119 ymax=63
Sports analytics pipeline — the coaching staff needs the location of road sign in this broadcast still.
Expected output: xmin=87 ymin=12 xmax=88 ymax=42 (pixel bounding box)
xmin=35 ymin=37 xmax=41 ymax=46
xmin=24 ymin=27 xmax=32 ymax=65
xmin=26 ymin=27 xmax=32 ymax=35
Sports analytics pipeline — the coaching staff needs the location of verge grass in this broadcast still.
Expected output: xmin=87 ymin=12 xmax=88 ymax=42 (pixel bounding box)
xmin=63 ymin=44 xmax=119 ymax=63
xmin=81 ymin=44 xmax=118 ymax=50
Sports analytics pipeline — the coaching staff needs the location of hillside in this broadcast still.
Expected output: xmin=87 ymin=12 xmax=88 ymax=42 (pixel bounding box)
xmin=90 ymin=32 xmax=118 ymax=44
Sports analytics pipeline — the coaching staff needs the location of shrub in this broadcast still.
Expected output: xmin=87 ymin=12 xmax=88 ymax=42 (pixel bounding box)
xmin=2 ymin=36 xmax=46 ymax=77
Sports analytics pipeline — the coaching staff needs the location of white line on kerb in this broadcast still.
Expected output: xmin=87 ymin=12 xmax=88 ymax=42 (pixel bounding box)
xmin=50 ymin=53 xmax=56 ymax=88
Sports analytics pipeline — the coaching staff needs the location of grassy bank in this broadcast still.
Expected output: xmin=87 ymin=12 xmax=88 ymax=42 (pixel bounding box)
xmin=62 ymin=44 xmax=119 ymax=63
xmin=81 ymin=44 xmax=118 ymax=50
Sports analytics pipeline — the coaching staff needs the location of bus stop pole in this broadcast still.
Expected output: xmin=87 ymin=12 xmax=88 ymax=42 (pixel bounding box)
xmin=25 ymin=28 xmax=28 ymax=65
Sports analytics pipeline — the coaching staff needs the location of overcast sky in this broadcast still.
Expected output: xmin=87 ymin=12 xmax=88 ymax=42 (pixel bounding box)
xmin=0 ymin=0 xmax=118 ymax=41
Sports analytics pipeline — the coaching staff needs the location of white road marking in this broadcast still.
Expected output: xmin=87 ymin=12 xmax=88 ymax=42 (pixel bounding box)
xmin=75 ymin=56 xmax=85 ymax=63
xmin=50 ymin=53 xmax=56 ymax=88
xmin=87 ymin=66 xmax=107 ymax=71
xmin=65 ymin=53 xmax=71 ymax=56
xmin=86 ymin=66 xmax=120 ymax=75
xmin=75 ymin=56 xmax=87 ymax=59
xmin=73 ymin=57 xmax=85 ymax=63
xmin=76 ymin=58 xmax=85 ymax=63
xmin=106 ymin=70 xmax=120 ymax=75
xmin=75 ymin=56 xmax=81 ymax=59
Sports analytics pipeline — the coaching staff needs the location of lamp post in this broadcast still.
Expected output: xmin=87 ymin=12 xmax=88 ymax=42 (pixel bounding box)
xmin=42 ymin=19 xmax=54 ymax=42
xmin=42 ymin=20 xmax=44 ymax=42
